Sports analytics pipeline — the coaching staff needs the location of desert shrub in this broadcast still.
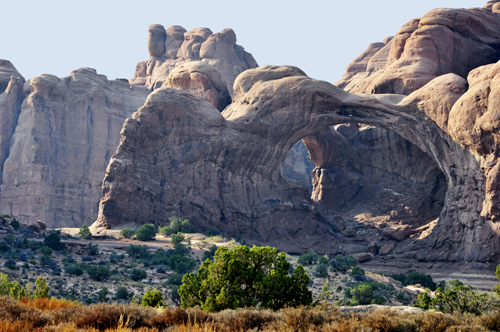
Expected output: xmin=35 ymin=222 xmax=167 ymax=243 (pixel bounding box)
xmin=448 ymin=279 xmax=464 ymax=289
xmin=43 ymin=230 xmax=66 ymax=251
xmin=396 ymin=291 xmax=413 ymax=305
xmin=10 ymin=218 xmax=19 ymax=231
xmin=127 ymin=244 xmax=150 ymax=259
xmin=171 ymin=285 xmax=181 ymax=305
xmin=4 ymin=259 xmax=16 ymax=270
xmin=142 ymin=287 xmax=164 ymax=307
xmin=88 ymin=242 xmax=99 ymax=256
xmin=40 ymin=246 xmax=53 ymax=256
xmin=130 ymin=268 xmax=148 ymax=281
xmin=115 ymin=286 xmax=131 ymax=300
xmin=0 ymin=242 xmax=10 ymax=253
xmin=351 ymin=284 xmax=374 ymax=305
xmin=329 ymin=254 xmax=358 ymax=272
xmin=3 ymin=234 xmax=15 ymax=246
xmin=170 ymin=232 xmax=185 ymax=245
xmin=203 ymin=245 xmax=218 ymax=261
xmin=86 ymin=265 xmax=111 ymax=281
xmin=166 ymin=273 xmax=184 ymax=286
xmin=39 ymin=255 xmax=52 ymax=267
xmin=64 ymin=264 xmax=83 ymax=276
xmin=318 ymin=255 xmax=329 ymax=265
xmin=392 ymin=271 xmax=437 ymax=291
xmin=98 ymin=286 xmax=109 ymax=303
xmin=78 ymin=224 xmax=92 ymax=239
xmin=179 ymin=245 xmax=312 ymax=312
xmin=120 ymin=227 xmax=135 ymax=238
xmin=135 ymin=223 xmax=156 ymax=241
xmin=149 ymin=245 xmax=195 ymax=274
xmin=298 ymin=250 xmax=318 ymax=265
xmin=160 ymin=218 xmax=196 ymax=237
xmin=33 ymin=277 xmax=50 ymax=299
xmin=81 ymin=256 xmax=94 ymax=261
xmin=156 ymin=266 xmax=166 ymax=273
xmin=495 ymin=264 xmax=500 ymax=296
xmin=207 ymin=227 xmax=220 ymax=237
xmin=415 ymin=284 xmax=497 ymax=315
xmin=314 ymin=264 xmax=329 ymax=278
xmin=350 ymin=266 xmax=365 ymax=276
xmin=109 ymin=251 xmax=124 ymax=263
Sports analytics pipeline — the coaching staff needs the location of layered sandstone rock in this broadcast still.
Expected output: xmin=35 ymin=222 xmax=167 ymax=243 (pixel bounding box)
xmin=0 ymin=67 xmax=149 ymax=227
xmin=336 ymin=6 xmax=500 ymax=95
xmin=130 ymin=24 xmax=258 ymax=95
xmin=0 ymin=60 xmax=23 ymax=94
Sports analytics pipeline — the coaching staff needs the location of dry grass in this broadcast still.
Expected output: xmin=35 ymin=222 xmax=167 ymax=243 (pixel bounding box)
xmin=0 ymin=296 xmax=500 ymax=331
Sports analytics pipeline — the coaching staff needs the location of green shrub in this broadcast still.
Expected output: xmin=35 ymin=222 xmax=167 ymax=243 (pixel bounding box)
xmin=136 ymin=224 xmax=156 ymax=241
xmin=329 ymin=255 xmax=358 ymax=272
xmin=10 ymin=218 xmax=19 ymax=231
xmin=207 ymin=228 xmax=220 ymax=237
xmin=115 ymin=286 xmax=131 ymax=300
xmin=120 ymin=228 xmax=135 ymax=238
xmin=350 ymin=266 xmax=365 ymax=276
xmin=86 ymin=265 xmax=111 ymax=281
xmin=78 ymin=224 xmax=92 ymax=239
xmin=391 ymin=271 xmax=437 ymax=291
xmin=130 ymin=268 xmax=148 ymax=281
xmin=171 ymin=285 xmax=181 ymax=305
xmin=64 ymin=264 xmax=83 ymax=276
xmin=88 ymin=242 xmax=99 ymax=256
xmin=179 ymin=245 xmax=312 ymax=312
xmin=33 ymin=277 xmax=50 ymax=298
xmin=40 ymin=246 xmax=53 ymax=256
xmin=4 ymin=259 xmax=16 ymax=270
xmin=351 ymin=284 xmax=374 ymax=305
xmin=166 ymin=274 xmax=184 ymax=286
xmin=160 ymin=218 xmax=196 ymax=236
xmin=127 ymin=244 xmax=150 ymax=259
xmin=43 ymin=230 xmax=66 ymax=251
xmin=170 ymin=232 xmax=185 ymax=245
xmin=314 ymin=264 xmax=329 ymax=278
xmin=298 ymin=250 xmax=318 ymax=265
xmin=141 ymin=287 xmax=163 ymax=307
xmin=98 ymin=286 xmax=109 ymax=302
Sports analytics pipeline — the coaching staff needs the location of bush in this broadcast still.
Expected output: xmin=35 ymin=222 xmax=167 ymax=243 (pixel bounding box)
xmin=314 ymin=264 xmax=329 ymax=278
xmin=141 ymin=287 xmax=163 ymax=307
xmin=127 ymin=244 xmax=150 ymax=259
xmin=86 ymin=265 xmax=111 ymax=281
xmin=43 ymin=230 xmax=66 ymax=251
xmin=88 ymin=242 xmax=99 ymax=256
xmin=130 ymin=268 xmax=148 ymax=281
xmin=207 ymin=228 xmax=220 ymax=237
xmin=65 ymin=264 xmax=83 ymax=276
xmin=329 ymin=255 xmax=358 ymax=272
xmin=170 ymin=232 xmax=185 ymax=245
xmin=40 ymin=246 xmax=53 ymax=256
xmin=179 ymin=245 xmax=312 ymax=312
xmin=298 ymin=250 xmax=318 ymax=265
xmin=120 ymin=228 xmax=135 ymax=238
xmin=4 ymin=259 xmax=16 ymax=270
xmin=166 ymin=274 xmax=184 ymax=286
xmin=78 ymin=225 xmax=92 ymax=239
xmin=350 ymin=266 xmax=365 ymax=276
xmin=391 ymin=271 xmax=437 ymax=291
xmin=115 ymin=286 xmax=131 ymax=300
xmin=136 ymin=224 xmax=156 ymax=241
xmin=160 ymin=218 xmax=196 ymax=237
xmin=10 ymin=218 xmax=19 ymax=231
xmin=351 ymin=284 xmax=374 ymax=305
xmin=98 ymin=286 xmax=109 ymax=303
xmin=155 ymin=266 xmax=166 ymax=273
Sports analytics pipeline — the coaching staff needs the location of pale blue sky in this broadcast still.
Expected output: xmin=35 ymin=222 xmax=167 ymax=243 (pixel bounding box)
xmin=1 ymin=0 xmax=488 ymax=84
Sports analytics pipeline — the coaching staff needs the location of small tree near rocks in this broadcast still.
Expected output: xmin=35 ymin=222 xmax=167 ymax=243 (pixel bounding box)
xmin=120 ymin=228 xmax=135 ymax=239
xmin=136 ymin=224 xmax=156 ymax=241
xmin=78 ymin=225 xmax=92 ymax=239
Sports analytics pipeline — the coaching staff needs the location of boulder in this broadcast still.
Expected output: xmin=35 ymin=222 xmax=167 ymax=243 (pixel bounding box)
xmin=37 ymin=220 xmax=47 ymax=230
xmin=353 ymin=252 xmax=374 ymax=263
xmin=379 ymin=243 xmax=395 ymax=255
xmin=342 ymin=226 xmax=357 ymax=237
xmin=382 ymin=226 xmax=413 ymax=242
xmin=27 ymin=223 xmax=41 ymax=233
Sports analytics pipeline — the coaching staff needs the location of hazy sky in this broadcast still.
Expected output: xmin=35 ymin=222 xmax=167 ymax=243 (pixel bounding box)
xmin=1 ymin=0 xmax=488 ymax=84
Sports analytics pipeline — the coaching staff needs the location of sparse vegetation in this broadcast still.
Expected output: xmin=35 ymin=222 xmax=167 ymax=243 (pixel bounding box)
xmin=78 ymin=224 xmax=92 ymax=239
xmin=159 ymin=217 xmax=196 ymax=236
xmin=391 ymin=271 xmax=438 ymax=291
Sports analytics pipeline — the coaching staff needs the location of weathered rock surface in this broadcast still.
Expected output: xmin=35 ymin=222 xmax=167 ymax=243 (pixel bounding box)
xmin=0 ymin=66 xmax=149 ymax=227
xmin=0 ymin=60 xmax=23 ymax=94
xmin=130 ymin=24 xmax=258 ymax=95
xmin=336 ymin=5 xmax=500 ymax=95
xmin=93 ymin=62 xmax=500 ymax=263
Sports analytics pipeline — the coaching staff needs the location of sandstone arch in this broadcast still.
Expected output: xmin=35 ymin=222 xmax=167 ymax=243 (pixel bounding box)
xmin=93 ymin=65 xmax=498 ymax=264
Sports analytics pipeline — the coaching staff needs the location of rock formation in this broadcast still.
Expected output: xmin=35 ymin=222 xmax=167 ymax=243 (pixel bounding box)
xmin=0 ymin=67 xmax=150 ymax=227
xmin=336 ymin=4 xmax=500 ymax=95
xmin=93 ymin=61 xmax=500 ymax=264
xmin=130 ymin=24 xmax=258 ymax=95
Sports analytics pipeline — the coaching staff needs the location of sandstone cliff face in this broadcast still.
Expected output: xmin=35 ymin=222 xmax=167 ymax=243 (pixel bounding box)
xmin=336 ymin=4 xmax=500 ymax=95
xmin=0 ymin=67 xmax=149 ymax=227
xmin=130 ymin=24 xmax=258 ymax=95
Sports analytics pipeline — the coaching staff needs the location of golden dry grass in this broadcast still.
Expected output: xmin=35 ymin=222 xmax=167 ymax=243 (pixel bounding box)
xmin=0 ymin=296 xmax=499 ymax=331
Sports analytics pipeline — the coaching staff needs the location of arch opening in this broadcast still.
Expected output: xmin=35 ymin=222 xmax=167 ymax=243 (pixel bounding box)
xmin=280 ymin=123 xmax=448 ymax=230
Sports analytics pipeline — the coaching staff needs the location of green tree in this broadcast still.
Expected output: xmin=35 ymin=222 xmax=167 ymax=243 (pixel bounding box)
xmin=43 ymin=230 xmax=66 ymax=251
xmin=179 ymin=245 xmax=312 ymax=312
xmin=351 ymin=284 xmax=373 ymax=305
xmin=120 ymin=228 xmax=135 ymax=238
xmin=127 ymin=244 xmax=150 ymax=259
xmin=330 ymin=255 xmax=358 ymax=272
xmin=298 ymin=250 xmax=318 ymax=265
xmin=136 ymin=224 xmax=156 ymax=241
xmin=170 ymin=232 xmax=185 ymax=245
xmin=88 ymin=242 xmax=99 ymax=256
xmin=10 ymin=218 xmax=19 ymax=231
xmin=115 ymin=286 xmax=131 ymax=300
xmin=86 ymin=265 xmax=111 ymax=281
xmin=78 ymin=225 xmax=92 ymax=239
xmin=350 ymin=266 xmax=365 ymax=276
xmin=130 ymin=268 xmax=148 ymax=281
xmin=98 ymin=286 xmax=109 ymax=302
xmin=495 ymin=264 xmax=500 ymax=296
xmin=40 ymin=246 xmax=53 ymax=256
xmin=33 ymin=277 xmax=50 ymax=298
xmin=65 ymin=264 xmax=83 ymax=277
xmin=141 ymin=287 xmax=164 ymax=307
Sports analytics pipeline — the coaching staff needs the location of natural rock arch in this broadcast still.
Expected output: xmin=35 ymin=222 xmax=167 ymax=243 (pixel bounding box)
xmin=92 ymin=65 xmax=498 ymax=264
